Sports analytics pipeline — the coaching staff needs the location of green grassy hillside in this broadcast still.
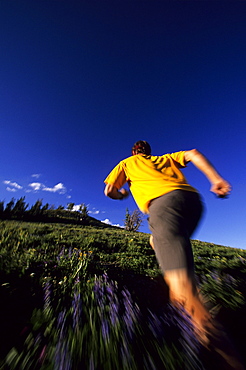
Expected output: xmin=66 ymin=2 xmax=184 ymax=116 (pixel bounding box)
xmin=0 ymin=220 xmax=245 ymax=369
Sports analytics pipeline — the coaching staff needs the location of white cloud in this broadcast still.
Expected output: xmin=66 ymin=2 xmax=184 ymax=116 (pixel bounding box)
xmin=28 ymin=182 xmax=42 ymax=191
xmin=31 ymin=174 xmax=41 ymax=179
xmin=101 ymin=218 xmax=123 ymax=228
xmin=88 ymin=208 xmax=100 ymax=215
xmin=3 ymin=178 xmax=68 ymax=197
xmin=72 ymin=205 xmax=80 ymax=212
xmin=69 ymin=203 xmax=89 ymax=212
xmin=6 ymin=187 xmax=17 ymax=192
xmin=43 ymin=183 xmax=66 ymax=194
xmin=101 ymin=218 xmax=111 ymax=224
xmin=3 ymin=180 xmax=23 ymax=190
xmin=27 ymin=182 xmax=67 ymax=195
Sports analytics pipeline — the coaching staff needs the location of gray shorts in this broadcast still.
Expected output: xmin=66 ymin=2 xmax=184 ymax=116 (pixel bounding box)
xmin=148 ymin=190 xmax=203 ymax=272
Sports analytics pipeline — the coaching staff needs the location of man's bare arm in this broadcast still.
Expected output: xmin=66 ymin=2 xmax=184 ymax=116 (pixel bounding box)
xmin=104 ymin=183 xmax=129 ymax=200
xmin=184 ymin=149 xmax=231 ymax=198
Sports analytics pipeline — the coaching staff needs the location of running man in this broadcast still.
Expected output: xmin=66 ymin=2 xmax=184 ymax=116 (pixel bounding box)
xmin=104 ymin=140 xmax=244 ymax=369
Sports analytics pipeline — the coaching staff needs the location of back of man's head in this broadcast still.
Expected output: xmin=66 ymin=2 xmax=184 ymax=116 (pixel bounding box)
xmin=132 ymin=141 xmax=151 ymax=156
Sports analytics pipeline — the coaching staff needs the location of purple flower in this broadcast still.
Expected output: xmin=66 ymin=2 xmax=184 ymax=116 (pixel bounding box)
xmin=72 ymin=291 xmax=82 ymax=331
xmin=148 ymin=311 xmax=165 ymax=341
xmin=93 ymin=277 xmax=105 ymax=310
xmin=38 ymin=345 xmax=47 ymax=365
xmin=55 ymin=311 xmax=72 ymax=370
xmin=106 ymin=283 xmax=114 ymax=297
xmin=238 ymin=256 xmax=245 ymax=263
xmin=211 ymin=271 xmax=218 ymax=280
xmin=57 ymin=311 xmax=66 ymax=334
xmin=105 ymin=281 xmax=120 ymax=326
xmin=101 ymin=317 xmax=110 ymax=342
xmin=144 ymin=353 xmax=156 ymax=370
xmin=102 ymin=272 xmax=108 ymax=283
xmin=54 ymin=341 xmax=71 ymax=370
xmin=109 ymin=301 xmax=119 ymax=326
xmin=122 ymin=288 xmax=140 ymax=341
xmin=169 ymin=304 xmax=200 ymax=354
xmin=43 ymin=280 xmax=52 ymax=311
xmin=120 ymin=338 xmax=132 ymax=368
xmin=223 ymin=273 xmax=236 ymax=286
xmin=57 ymin=247 xmax=65 ymax=263
xmin=89 ymin=352 xmax=95 ymax=370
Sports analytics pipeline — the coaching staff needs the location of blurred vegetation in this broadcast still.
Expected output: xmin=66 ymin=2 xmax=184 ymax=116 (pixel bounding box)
xmin=0 ymin=219 xmax=246 ymax=369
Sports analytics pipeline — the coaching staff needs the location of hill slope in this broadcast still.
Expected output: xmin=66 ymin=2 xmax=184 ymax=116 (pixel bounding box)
xmin=0 ymin=220 xmax=246 ymax=368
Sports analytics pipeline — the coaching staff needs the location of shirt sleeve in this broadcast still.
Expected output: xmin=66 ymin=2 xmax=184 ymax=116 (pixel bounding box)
xmin=169 ymin=151 xmax=187 ymax=168
xmin=104 ymin=162 xmax=127 ymax=189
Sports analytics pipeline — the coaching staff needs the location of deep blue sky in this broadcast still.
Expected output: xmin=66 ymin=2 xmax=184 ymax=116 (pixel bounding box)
xmin=1 ymin=1 xmax=246 ymax=249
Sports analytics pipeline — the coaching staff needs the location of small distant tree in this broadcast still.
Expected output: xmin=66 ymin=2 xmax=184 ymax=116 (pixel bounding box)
xmin=42 ymin=203 xmax=49 ymax=212
xmin=0 ymin=201 xmax=4 ymax=219
xmin=124 ymin=208 xmax=143 ymax=232
xmin=12 ymin=197 xmax=28 ymax=218
xmin=29 ymin=199 xmax=43 ymax=217
xmin=0 ymin=201 xmax=4 ymax=214
xmin=79 ymin=203 xmax=89 ymax=220
xmin=55 ymin=205 xmax=65 ymax=218
xmin=57 ymin=205 xmax=64 ymax=211
xmin=4 ymin=198 xmax=15 ymax=218
xmin=67 ymin=202 xmax=75 ymax=211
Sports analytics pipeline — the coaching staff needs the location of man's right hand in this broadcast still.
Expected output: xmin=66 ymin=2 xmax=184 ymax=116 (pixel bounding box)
xmin=185 ymin=149 xmax=231 ymax=198
xmin=210 ymin=179 xmax=231 ymax=198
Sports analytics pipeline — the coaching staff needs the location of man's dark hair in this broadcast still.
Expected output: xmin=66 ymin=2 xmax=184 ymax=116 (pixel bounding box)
xmin=132 ymin=140 xmax=151 ymax=155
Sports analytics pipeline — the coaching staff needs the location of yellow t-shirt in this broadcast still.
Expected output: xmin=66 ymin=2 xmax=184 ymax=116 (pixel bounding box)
xmin=104 ymin=151 xmax=197 ymax=214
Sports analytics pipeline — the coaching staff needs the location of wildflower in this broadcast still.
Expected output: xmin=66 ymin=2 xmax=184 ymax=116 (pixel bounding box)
xmin=106 ymin=281 xmax=120 ymax=327
xmin=57 ymin=247 xmax=65 ymax=263
xmin=148 ymin=311 xmax=165 ymax=341
xmin=210 ymin=271 xmax=220 ymax=281
xmin=238 ymin=255 xmax=245 ymax=263
xmin=54 ymin=326 xmax=72 ymax=369
xmin=120 ymin=338 xmax=132 ymax=368
xmin=169 ymin=304 xmax=201 ymax=358
xmin=89 ymin=352 xmax=95 ymax=370
xmin=43 ymin=279 xmax=52 ymax=311
xmin=93 ymin=276 xmax=105 ymax=309
xmin=72 ymin=290 xmax=82 ymax=331
xmin=122 ymin=288 xmax=140 ymax=341
xmin=38 ymin=345 xmax=47 ymax=365
xmin=101 ymin=317 xmax=110 ymax=342
xmin=109 ymin=302 xmax=119 ymax=326
xmin=102 ymin=272 xmax=108 ymax=283
xmin=55 ymin=311 xmax=72 ymax=369
xmin=224 ymin=274 xmax=236 ymax=286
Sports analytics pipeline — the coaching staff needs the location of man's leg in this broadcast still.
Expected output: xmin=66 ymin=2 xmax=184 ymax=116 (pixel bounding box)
xmin=148 ymin=191 xmax=209 ymax=326
xmin=163 ymin=268 xmax=211 ymax=331
xmin=148 ymin=192 xmax=245 ymax=368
